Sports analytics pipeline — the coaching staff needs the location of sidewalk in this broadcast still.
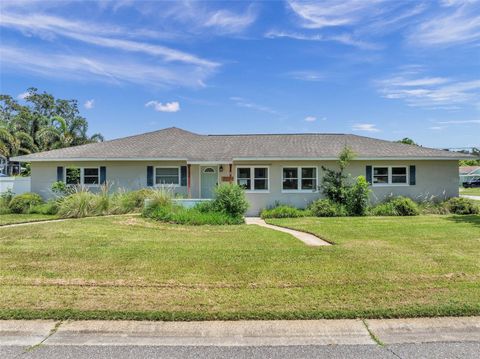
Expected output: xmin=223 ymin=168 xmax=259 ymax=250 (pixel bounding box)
xmin=1 ymin=317 xmax=479 ymax=347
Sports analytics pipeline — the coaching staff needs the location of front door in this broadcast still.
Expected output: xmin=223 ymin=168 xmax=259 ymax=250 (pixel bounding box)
xmin=200 ymin=166 xmax=218 ymax=198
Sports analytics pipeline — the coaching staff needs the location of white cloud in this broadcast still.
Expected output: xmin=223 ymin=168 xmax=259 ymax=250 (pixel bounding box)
xmin=286 ymin=70 xmax=325 ymax=82
xmin=352 ymin=123 xmax=380 ymax=132
xmin=376 ymin=69 xmax=480 ymax=109
xmin=0 ymin=12 xmax=218 ymax=68
xmin=230 ymin=96 xmax=281 ymax=116
xmin=436 ymin=120 xmax=480 ymax=124
xmin=17 ymin=92 xmax=29 ymax=100
xmin=84 ymin=99 xmax=95 ymax=109
xmin=145 ymin=101 xmax=180 ymax=113
xmin=1 ymin=45 xmax=212 ymax=88
xmin=287 ymin=0 xmax=383 ymax=29
xmin=264 ymin=30 xmax=379 ymax=49
xmin=429 ymin=126 xmax=445 ymax=130
xmin=304 ymin=116 xmax=317 ymax=122
xmin=204 ymin=7 xmax=257 ymax=34
xmin=156 ymin=1 xmax=257 ymax=35
xmin=409 ymin=3 xmax=480 ymax=47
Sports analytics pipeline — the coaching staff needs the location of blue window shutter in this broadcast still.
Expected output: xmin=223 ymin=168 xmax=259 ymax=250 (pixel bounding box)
xmin=366 ymin=166 xmax=372 ymax=185
xmin=57 ymin=166 xmax=64 ymax=182
xmin=409 ymin=165 xmax=416 ymax=185
xmin=100 ymin=166 xmax=106 ymax=185
xmin=180 ymin=166 xmax=187 ymax=186
xmin=147 ymin=166 xmax=154 ymax=186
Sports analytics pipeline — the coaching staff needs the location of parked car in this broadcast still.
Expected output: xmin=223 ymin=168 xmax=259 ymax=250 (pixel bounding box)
xmin=0 ymin=173 xmax=8 ymax=177
xmin=463 ymin=178 xmax=480 ymax=188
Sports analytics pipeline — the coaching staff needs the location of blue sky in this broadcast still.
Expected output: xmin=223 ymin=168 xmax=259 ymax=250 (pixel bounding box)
xmin=1 ymin=0 xmax=479 ymax=148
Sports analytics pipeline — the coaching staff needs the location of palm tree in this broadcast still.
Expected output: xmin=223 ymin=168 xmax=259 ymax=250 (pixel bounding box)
xmin=0 ymin=121 xmax=37 ymax=160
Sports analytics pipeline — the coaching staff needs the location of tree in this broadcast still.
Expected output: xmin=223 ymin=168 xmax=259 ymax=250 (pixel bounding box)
xmin=0 ymin=88 xmax=103 ymax=160
xmin=320 ymin=147 xmax=356 ymax=205
xmin=397 ymin=137 xmax=417 ymax=145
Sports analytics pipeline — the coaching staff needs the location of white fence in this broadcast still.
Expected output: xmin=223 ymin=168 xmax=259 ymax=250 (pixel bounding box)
xmin=0 ymin=177 xmax=31 ymax=195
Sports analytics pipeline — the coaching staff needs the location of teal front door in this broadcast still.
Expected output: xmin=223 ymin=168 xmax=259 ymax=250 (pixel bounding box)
xmin=200 ymin=166 xmax=218 ymax=198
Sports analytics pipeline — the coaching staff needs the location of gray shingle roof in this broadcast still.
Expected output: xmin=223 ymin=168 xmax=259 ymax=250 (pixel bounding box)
xmin=11 ymin=127 xmax=473 ymax=162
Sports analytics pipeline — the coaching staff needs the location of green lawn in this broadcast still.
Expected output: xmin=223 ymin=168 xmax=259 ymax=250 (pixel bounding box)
xmin=460 ymin=187 xmax=480 ymax=196
xmin=0 ymin=214 xmax=479 ymax=320
xmin=0 ymin=213 xmax=58 ymax=226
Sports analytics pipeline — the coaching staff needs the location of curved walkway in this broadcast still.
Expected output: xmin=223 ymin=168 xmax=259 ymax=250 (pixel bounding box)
xmin=245 ymin=217 xmax=330 ymax=246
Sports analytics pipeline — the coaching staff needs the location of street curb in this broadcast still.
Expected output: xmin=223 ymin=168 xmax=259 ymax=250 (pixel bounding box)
xmin=1 ymin=317 xmax=479 ymax=347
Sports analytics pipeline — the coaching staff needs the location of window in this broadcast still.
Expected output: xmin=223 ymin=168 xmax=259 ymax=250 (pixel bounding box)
xmin=155 ymin=167 xmax=180 ymax=185
xmin=66 ymin=167 xmax=81 ymax=185
xmin=373 ymin=167 xmax=389 ymax=184
xmin=392 ymin=167 xmax=407 ymax=184
xmin=282 ymin=167 xmax=317 ymax=191
xmin=373 ymin=166 xmax=408 ymax=185
xmin=65 ymin=167 xmax=99 ymax=186
xmin=236 ymin=167 xmax=269 ymax=191
xmin=83 ymin=168 xmax=99 ymax=185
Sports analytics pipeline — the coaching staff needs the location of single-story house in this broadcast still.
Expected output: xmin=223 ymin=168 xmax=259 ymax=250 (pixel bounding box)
xmin=12 ymin=127 xmax=474 ymax=215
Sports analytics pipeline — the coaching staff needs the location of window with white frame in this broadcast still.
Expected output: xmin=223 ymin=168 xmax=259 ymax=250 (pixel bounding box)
xmin=373 ymin=166 xmax=408 ymax=185
xmin=282 ymin=167 xmax=317 ymax=191
xmin=236 ymin=166 xmax=269 ymax=191
xmin=155 ymin=167 xmax=180 ymax=185
xmin=65 ymin=167 xmax=99 ymax=186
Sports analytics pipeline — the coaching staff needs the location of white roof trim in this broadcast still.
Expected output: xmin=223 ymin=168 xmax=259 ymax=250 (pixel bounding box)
xmin=11 ymin=157 xmax=189 ymax=162
xmin=233 ymin=157 xmax=464 ymax=161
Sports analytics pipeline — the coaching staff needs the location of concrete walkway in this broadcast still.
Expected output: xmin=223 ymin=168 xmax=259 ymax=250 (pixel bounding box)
xmin=245 ymin=217 xmax=330 ymax=246
xmin=1 ymin=317 xmax=479 ymax=347
xmin=461 ymin=194 xmax=480 ymax=201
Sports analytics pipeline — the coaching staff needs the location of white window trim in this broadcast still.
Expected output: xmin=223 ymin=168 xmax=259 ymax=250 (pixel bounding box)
xmin=64 ymin=167 xmax=100 ymax=187
xmin=281 ymin=166 xmax=319 ymax=193
xmin=372 ymin=166 xmax=409 ymax=187
xmin=154 ymin=166 xmax=181 ymax=187
xmin=235 ymin=166 xmax=270 ymax=193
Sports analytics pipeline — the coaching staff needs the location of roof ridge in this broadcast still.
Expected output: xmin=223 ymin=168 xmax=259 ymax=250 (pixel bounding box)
xmin=207 ymin=133 xmax=347 ymax=137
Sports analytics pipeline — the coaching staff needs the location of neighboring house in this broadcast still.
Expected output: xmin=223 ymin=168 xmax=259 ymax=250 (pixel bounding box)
xmin=459 ymin=166 xmax=480 ymax=185
xmin=12 ymin=127 xmax=474 ymax=215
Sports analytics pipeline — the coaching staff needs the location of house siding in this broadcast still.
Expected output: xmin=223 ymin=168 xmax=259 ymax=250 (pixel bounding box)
xmin=31 ymin=159 xmax=459 ymax=216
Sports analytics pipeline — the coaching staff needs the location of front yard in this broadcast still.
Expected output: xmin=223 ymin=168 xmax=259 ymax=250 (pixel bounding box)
xmin=460 ymin=187 xmax=480 ymax=196
xmin=0 ymin=214 xmax=479 ymax=320
xmin=0 ymin=213 xmax=58 ymax=226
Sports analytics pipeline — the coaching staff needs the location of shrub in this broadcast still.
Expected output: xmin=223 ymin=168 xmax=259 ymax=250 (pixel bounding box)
xmin=309 ymin=199 xmax=347 ymax=217
xmin=145 ymin=187 xmax=173 ymax=210
xmin=211 ymin=184 xmax=248 ymax=219
xmin=51 ymin=181 xmax=70 ymax=197
xmin=29 ymin=200 xmax=59 ymax=215
xmin=57 ymin=190 xmax=102 ymax=218
xmin=109 ymin=189 xmax=147 ymax=214
xmin=418 ymin=200 xmax=450 ymax=215
xmin=260 ymin=205 xmax=309 ymax=219
xmin=9 ymin=192 xmax=43 ymax=214
xmin=0 ymin=189 xmax=14 ymax=214
xmin=371 ymin=196 xmax=419 ymax=216
xmin=445 ymin=197 xmax=479 ymax=215
xmin=346 ymin=176 xmax=370 ymax=216
xmin=146 ymin=204 xmax=243 ymax=225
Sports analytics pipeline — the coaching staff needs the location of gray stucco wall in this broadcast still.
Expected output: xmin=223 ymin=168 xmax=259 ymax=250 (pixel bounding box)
xmin=31 ymin=159 xmax=459 ymax=215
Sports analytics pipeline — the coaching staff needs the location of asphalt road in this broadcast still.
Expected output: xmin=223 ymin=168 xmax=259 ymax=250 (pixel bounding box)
xmin=2 ymin=342 xmax=480 ymax=359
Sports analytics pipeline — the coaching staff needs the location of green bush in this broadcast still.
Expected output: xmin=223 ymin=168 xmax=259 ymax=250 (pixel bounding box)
xmin=260 ymin=205 xmax=309 ymax=219
xmin=371 ymin=196 xmax=419 ymax=216
xmin=57 ymin=190 xmax=103 ymax=218
xmin=346 ymin=176 xmax=370 ymax=216
xmin=309 ymin=199 xmax=347 ymax=217
xmin=211 ymin=184 xmax=248 ymax=219
xmin=9 ymin=192 xmax=43 ymax=214
xmin=445 ymin=197 xmax=479 ymax=215
xmin=0 ymin=189 xmax=14 ymax=214
xmin=145 ymin=188 xmax=173 ymax=209
xmin=146 ymin=204 xmax=243 ymax=225
xmin=418 ymin=200 xmax=450 ymax=215
xmin=29 ymin=200 xmax=59 ymax=215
